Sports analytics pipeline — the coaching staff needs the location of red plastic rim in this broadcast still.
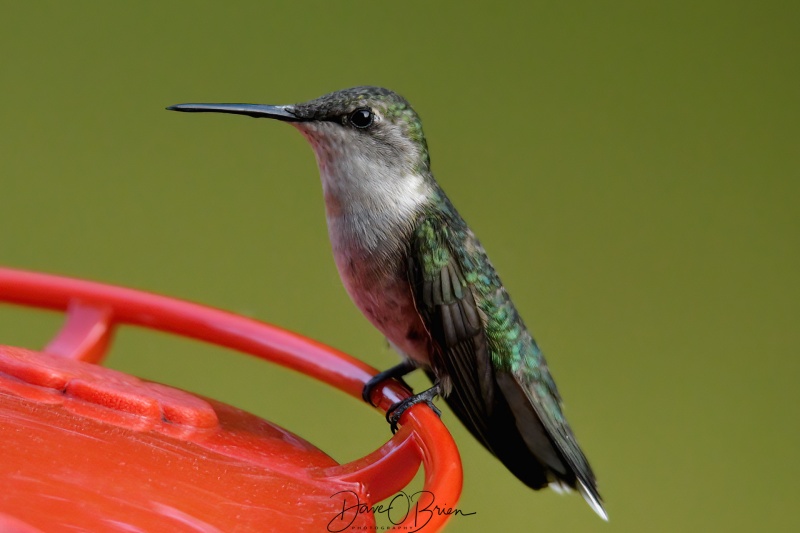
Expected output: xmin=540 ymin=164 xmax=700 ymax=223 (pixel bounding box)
xmin=0 ymin=267 xmax=463 ymax=532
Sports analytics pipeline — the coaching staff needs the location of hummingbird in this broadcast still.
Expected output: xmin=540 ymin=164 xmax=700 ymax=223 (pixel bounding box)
xmin=168 ymin=86 xmax=607 ymax=520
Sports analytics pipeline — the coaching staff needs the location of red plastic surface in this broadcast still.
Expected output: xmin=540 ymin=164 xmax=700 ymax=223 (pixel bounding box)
xmin=0 ymin=267 xmax=463 ymax=532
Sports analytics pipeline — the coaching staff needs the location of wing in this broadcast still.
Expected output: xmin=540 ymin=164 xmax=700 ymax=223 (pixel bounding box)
xmin=408 ymin=213 xmax=605 ymax=517
xmin=408 ymin=216 xmax=496 ymax=445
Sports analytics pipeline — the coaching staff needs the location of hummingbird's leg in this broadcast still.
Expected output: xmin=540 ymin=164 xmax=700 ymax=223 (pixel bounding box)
xmin=385 ymin=383 xmax=442 ymax=434
xmin=362 ymin=359 xmax=417 ymax=405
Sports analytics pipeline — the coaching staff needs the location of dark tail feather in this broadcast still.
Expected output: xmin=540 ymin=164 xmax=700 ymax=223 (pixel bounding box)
xmin=427 ymin=369 xmax=608 ymax=520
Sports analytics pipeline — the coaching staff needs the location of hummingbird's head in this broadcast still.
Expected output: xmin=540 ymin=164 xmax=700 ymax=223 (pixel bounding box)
xmin=168 ymin=86 xmax=431 ymax=177
xmin=169 ymin=87 xmax=437 ymax=243
xmin=288 ymin=86 xmax=431 ymax=176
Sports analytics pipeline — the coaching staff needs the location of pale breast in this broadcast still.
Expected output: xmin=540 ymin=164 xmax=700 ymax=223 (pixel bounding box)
xmin=329 ymin=222 xmax=433 ymax=366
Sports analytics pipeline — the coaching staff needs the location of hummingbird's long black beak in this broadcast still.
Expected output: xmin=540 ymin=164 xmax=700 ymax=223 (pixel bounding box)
xmin=166 ymin=103 xmax=301 ymax=121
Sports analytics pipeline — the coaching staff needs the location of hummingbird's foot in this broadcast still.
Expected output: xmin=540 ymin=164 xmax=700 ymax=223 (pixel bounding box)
xmin=362 ymin=359 xmax=417 ymax=406
xmin=386 ymin=383 xmax=442 ymax=434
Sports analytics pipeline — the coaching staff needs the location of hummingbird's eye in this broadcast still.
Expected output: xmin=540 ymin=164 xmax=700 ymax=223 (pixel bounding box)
xmin=348 ymin=108 xmax=374 ymax=129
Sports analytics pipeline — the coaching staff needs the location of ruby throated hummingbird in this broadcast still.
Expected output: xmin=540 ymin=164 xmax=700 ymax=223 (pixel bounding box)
xmin=168 ymin=86 xmax=607 ymax=520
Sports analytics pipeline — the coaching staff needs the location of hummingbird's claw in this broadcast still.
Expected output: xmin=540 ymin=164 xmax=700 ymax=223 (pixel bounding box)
xmin=362 ymin=359 xmax=418 ymax=406
xmin=385 ymin=384 xmax=442 ymax=434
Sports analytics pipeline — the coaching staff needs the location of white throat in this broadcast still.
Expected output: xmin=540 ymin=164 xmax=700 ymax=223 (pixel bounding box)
xmin=299 ymin=125 xmax=432 ymax=254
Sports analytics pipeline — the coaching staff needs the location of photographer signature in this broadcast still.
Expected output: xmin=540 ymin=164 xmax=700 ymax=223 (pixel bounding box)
xmin=327 ymin=489 xmax=476 ymax=532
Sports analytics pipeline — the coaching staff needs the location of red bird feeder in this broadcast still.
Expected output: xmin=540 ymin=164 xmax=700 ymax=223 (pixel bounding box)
xmin=0 ymin=267 xmax=462 ymax=532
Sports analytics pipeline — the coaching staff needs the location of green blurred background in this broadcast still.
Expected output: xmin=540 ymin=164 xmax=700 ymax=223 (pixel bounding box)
xmin=1 ymin=1 xmax=797 ymax=531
